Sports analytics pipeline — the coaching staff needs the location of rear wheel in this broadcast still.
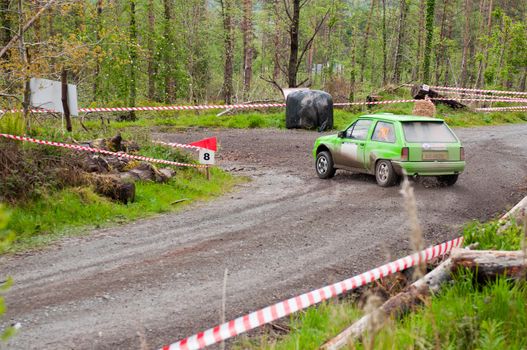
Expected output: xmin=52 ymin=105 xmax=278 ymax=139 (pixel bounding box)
xmin=316 ymin=151 xmax=336 ymax=179
xmin=437 ymin=174 xmax=459 ymax=186
xmin=375 ymin=160 xmax=398 ymax=187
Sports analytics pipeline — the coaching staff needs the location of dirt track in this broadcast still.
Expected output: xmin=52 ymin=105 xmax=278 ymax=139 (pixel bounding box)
xmin=1 ymin=124 xmax=526 ymax=349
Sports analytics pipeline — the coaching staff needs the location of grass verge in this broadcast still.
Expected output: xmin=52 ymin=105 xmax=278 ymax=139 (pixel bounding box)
xmin=236 ymin=220 xmax=526 ymax=349
xmin=4 ymin=167 xmax=243 ymax=252
xmin=23 ymin=101 xmax=527 ymax=140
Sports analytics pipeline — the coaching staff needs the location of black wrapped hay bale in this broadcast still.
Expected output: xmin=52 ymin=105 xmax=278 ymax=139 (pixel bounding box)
xmin=286 ymin=90 xmax=333 ymax=131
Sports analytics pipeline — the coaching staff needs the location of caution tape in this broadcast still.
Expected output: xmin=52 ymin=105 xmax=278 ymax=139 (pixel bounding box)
xmin=78 ymin=103 xmax=286 ymax=113
xmin=0 ymin=133 xmax=206 ymax=168
xmin=160 ymin=236 xmax=464 ymax=350
xmin=474 ymin=106 xmax=527 ymax=112
xmin=153 ymin=140 xmax=204 ymax=151
xmin=2 ymin=96 xmax=527 ymax=116
xmin=405 ymin=84 xmax=527 ymax=97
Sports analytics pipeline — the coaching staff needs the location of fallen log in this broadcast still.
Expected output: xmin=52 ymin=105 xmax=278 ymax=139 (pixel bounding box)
xmin=498 ymin=195 xmax=527 ymax=233
xmin=450 ymin=249 xmax=527 ymax=281
xmin=321 ymin=249 xmax=526 ymax=350
xmin=411 ymin=84 xmax=466 ymax=109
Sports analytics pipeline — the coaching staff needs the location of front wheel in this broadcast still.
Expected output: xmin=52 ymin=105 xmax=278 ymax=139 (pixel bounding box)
xmin=375 ymin=160 xmax=398 ymax=187
xmin=437 ymin=174 xmax=459 ymax=186
xmin=316 ymin=151 xmax=336 ymax=179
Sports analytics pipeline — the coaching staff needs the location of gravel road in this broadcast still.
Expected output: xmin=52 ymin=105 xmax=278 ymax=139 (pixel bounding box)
xmin=1 ymin=124 xmax=526 ymax=350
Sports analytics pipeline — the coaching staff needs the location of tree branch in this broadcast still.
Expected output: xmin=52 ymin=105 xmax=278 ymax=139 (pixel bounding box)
xmin=260 ymin=75 xmax=284 ymax=97
xmin=294 ymin=9 xmax=329 ymax=77
xmin=282 ymin=0 xmax=293 ymax=22
xmin=0 ymin=0 xmax=57 ymax=59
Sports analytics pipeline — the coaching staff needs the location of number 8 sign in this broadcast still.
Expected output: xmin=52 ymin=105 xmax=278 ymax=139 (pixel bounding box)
xmin=199 ymin=149 xmax=215 ymax=165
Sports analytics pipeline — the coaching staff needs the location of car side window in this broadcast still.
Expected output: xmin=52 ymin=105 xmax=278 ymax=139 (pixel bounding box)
xmin=371 ymin=121 xmax=396 ymax=143
xmin=348 ymin=120 xmax=372 ymax=140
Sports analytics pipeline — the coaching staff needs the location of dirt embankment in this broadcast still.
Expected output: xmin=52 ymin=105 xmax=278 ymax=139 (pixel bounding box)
xmin=1 ymin=124 xmax=526 ymax=349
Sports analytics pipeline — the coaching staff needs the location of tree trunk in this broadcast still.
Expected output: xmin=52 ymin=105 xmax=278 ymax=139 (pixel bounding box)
xmin=163 ymin=0 xmax=175 ymax=103
xmin=359 ymin=0 xmax=375 ymax=84
xmin=423 ymin=0 xmax=435 ymax=83
xmin=221 ymin=0 xmax=234 ymax=104
xmin=412 ymin=0 xmax=425 ymax=82
xmin=434 ymin=0 xmax=449 ymax=84
xmin=459 ymin=0 xmax=473 ymax=87
xmin=287 ymin=0 xmax=301 ymax=88
xmin=272 ymin=0 xmax=281 ymax=82
xmin=392 ymin=0 xmax=408 ymax=84
xmin=0 ymin=0 xmax=12 ymax=52
xmin=93 ymin=0 xmax=103 ymax=101
xmin=128 ymin=0 xmax=137 ymax=120
xmin=381 ymin=0 xmax=387 ymax=85
xmin=242 ymin=0 xmax=253 ymax=98
xmin=147 ymin=0 xmax=156 ymax=101
xmin=475 ymin=0 xmax=493 ymax=87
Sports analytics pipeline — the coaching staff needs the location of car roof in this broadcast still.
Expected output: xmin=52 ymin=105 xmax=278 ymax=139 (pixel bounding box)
xmin=358 ymin=113 xmax=444 ymax=123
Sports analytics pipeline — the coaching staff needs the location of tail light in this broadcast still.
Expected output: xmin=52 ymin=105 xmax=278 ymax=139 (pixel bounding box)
xmin=401 ymin=147 xmax=409 ymax=161
xmin=460 ymin=147 xmax=465 ymax=160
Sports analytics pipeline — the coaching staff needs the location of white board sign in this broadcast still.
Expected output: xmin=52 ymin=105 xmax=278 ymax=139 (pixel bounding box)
xmin=30 ymin=78 xmax=78 ymax=116
xmin=422 ymin=84 xmax=430 ymax=92
xmin=199 ymin=149 xmax=215 ymax=165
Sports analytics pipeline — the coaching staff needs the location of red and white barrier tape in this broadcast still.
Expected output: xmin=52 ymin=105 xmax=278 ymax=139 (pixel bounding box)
xmin=160 ymin=236 xmax=464 ymax=350
xmin=78 ymin=103 xmax=286 ymax=113
xmin=405 ymin=84 xmax=527 ymax=97
xmin=153 ymin=140 xmax=205 ymax=151
xmin=475 ymin=106 xmax=527 ymax=112
xmin=2 ymin=96 xmax=527 ymax=116
xmin=0 ymin=133 xmax=206 ymax=168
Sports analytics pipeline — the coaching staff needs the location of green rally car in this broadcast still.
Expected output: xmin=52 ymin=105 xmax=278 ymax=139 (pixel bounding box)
xmin=312 ymin=113 xmax=465 ymax=187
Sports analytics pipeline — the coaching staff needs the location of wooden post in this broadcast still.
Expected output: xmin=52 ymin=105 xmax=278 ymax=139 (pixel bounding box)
xmin=61 ymin=68 xmax=72 ymax=132
xmin=206 ymin=166 xmax=210 ymax=181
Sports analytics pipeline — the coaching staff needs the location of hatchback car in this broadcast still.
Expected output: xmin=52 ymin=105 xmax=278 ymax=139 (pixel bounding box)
xmin=312 ymin=113 xmax=465 ymax=187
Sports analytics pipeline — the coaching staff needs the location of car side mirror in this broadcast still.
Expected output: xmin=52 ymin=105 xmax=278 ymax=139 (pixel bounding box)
xmin=338 ymin=131 xmax=345 ymax=138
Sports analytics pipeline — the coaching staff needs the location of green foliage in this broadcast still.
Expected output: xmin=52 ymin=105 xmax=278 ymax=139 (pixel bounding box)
xmin=0 ymin=113 xmax=24 ymax=135
xmin=463 ymin=220 xmax=523 ymax=251
xmin=358 ymin=273 xmax=527 ymax=350
xmin=234 ymin=301 xmax=361 ymax=350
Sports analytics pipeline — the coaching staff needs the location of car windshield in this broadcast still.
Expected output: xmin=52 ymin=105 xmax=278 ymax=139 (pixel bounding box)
xmin=402 ymin=121 xmax=457 ymax=143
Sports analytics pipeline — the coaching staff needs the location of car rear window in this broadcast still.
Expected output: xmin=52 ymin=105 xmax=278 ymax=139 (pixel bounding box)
xmin=402 ymin=121 xmax=457 ymax=143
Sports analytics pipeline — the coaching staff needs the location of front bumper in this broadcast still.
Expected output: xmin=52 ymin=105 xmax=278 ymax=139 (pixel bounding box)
xmin=392 ymin=160 xmax=465 ymax=176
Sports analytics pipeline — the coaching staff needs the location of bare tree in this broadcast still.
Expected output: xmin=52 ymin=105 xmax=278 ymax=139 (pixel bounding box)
xmin=283 ymin=0 xmax=329 ymax=88
xmin=220 ymin=0 xmax=234 ymax=104
xmin=392 ymin=0 xmax=408 ymax=84
xmin=360 ymin=0 xmax=375 ymax=84
xmin=242 ymin=0 xmax=253 ymax=98
xmin=459 ymin=0 xmax=473 ymax=86
xmin=147 ymin=0 xmax=156 ymax=100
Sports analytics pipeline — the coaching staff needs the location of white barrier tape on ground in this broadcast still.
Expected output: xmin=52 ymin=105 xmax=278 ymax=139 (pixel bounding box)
xmin=475 ymin=106 xmax=527 ymax=112
xmin=404 ymin=84 xmax=527 ymax=97
xmin=153 ymin=140 xmax=204 ymax=151
xmin=160 ymin=236 xmax=464 ymax=350
xmin=0 ymin=133 xmax=206 ymax=168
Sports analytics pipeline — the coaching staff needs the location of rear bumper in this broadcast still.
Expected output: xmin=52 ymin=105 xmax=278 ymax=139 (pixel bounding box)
xmin=392 ymin=160 xmax=465 ymax=176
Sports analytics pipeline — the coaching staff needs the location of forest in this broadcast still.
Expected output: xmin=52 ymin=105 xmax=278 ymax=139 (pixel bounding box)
xmin=0 ymin=0 xmax=526 ymax=111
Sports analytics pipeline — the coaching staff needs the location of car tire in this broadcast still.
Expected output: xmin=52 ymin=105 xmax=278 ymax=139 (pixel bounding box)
xmin=316 ymin=151 xmax=336 ymax=179
xmin=437 ymin=174 xmax=459 ymax=186
xmin=375 ymin=160 xmax=398 ymax=187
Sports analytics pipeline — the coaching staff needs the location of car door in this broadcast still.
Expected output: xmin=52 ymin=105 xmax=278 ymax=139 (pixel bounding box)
xmin=334 ymin=119 xmax=373 ymax=170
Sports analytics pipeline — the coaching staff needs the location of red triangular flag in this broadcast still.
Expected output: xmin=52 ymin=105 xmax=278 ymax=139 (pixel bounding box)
xmin=189 ymin=137 xmax=217 ymax=152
